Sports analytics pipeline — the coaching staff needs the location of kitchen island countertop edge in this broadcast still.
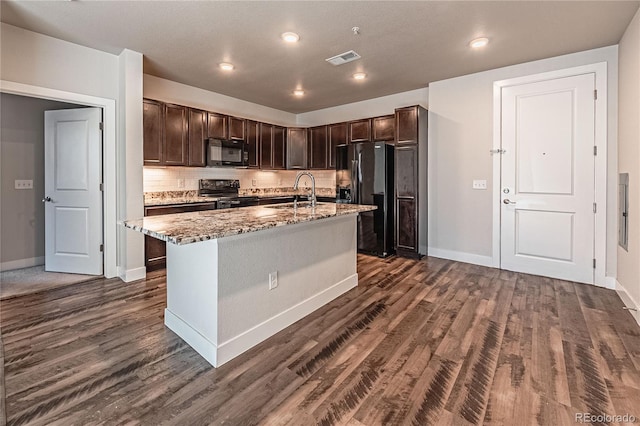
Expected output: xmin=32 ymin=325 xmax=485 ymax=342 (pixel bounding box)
xmin=123 ymin=202 xmax=376 ymax=245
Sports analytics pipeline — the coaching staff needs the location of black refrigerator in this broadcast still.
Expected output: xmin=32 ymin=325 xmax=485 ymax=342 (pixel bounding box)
xmin=336 ymin=141 xmax=394 ymax=257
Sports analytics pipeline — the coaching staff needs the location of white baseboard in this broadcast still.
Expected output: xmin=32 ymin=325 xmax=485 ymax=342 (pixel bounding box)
xmin=165 ymin=308 xmax=219 ymax=366
xmin=427 ymin=247 xmax=495 ymax=268
xmin=0 ymin=256 xmax=45 ymax=272
xmin=118 ymin=266 xmax=147 ymax=283
xmin=165 ymin=273 xmax=358 ymax=368
xmin=615 ymin=280 xmax=640 ymax=326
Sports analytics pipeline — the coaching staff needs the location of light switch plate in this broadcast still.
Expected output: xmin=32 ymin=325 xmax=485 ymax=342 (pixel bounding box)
xmin=472 ymin=180 xmax=487 ymax=190
xmin=15 ymin=179 xmax=33 ymax=189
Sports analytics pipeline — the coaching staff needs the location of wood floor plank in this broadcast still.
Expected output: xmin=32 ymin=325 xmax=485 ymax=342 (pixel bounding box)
xmin=1 ymin=254 xmax=639 ymax=425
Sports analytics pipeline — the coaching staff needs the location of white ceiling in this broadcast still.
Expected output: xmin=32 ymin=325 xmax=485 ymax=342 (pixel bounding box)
xmin=1 ymin=1 xmax=638 ymax=113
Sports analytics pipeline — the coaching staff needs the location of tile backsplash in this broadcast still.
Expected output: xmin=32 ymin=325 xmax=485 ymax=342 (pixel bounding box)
xmin=143 ymin=167 xmax=336 ymax=192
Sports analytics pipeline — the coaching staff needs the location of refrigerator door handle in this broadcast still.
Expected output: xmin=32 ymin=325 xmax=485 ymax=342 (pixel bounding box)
xmin=351 ymin=159 xmax=358 ymax=204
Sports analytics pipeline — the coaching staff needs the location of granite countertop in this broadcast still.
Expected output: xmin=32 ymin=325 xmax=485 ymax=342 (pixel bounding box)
xmin=144 ymin=188 xmax=336 ymax=207
xmin=124 ymin=202 xmax=375 ymax=245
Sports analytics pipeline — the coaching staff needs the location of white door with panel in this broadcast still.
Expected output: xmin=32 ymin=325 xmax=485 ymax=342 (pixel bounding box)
xmin=500 ymin=73 xmax=595 ymax=284
xmin=44 ymin=108 xmax=103 ymax=275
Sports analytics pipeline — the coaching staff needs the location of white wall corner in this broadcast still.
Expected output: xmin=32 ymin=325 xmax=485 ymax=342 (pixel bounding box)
xmin=118 ymin=49 xmax=145 ymax=277
xmin=427 ymin=247 xmax=495 ymax=268
xmin=615 ymin=280 xmax=640 ymax=326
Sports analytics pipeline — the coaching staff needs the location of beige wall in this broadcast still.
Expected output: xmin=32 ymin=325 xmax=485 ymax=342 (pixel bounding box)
xmin=0 ymin=23 xmax=118 ymax=100
xmin=144 ymin=74 xmax=297 ymax=127
xmin=297 ymin=88 xmax=428 ymax=126
xmin=0 ymin=93 xmax=81 ymax=269
xmin=428 ymin=46 xmax=619 ymax=276
xmin=617 ymin=8 xmax=640 ymax=322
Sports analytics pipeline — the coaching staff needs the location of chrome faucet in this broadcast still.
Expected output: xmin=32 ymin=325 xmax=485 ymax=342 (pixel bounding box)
xmin=293 ymin=171 xmax=316 ymax=207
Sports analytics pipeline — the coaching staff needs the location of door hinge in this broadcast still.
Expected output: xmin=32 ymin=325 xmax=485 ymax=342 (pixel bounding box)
xmin=593 ymin=258 xmax=596 ymax=269
xmin=99 ymin=122 xmax=104 ymax=131
xmin=490 ymin=148 xmax=506 ymax=155
xmin=593 ymin=203 xmax=597 ymax=213
xmin=99 ymin=183 xmax=104 ymax=191
xmin=594 ymin=89 xmax=598 ymax=100
xmin=99 ymin=244 xmax=104 ymax=252
xmin=593 ymin=146 xmax=597 ymax=156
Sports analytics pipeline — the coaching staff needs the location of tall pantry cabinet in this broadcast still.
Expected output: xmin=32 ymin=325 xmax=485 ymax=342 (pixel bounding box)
xmin=394 ymin=105 xmax=427 ymax=259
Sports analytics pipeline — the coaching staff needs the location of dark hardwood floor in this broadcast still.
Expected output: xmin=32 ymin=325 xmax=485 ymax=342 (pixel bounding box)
xmin=1 ymin=255 xmax=639 ymax=425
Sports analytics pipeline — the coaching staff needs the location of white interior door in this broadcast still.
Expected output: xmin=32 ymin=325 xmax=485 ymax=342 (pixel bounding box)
xmin=500 ymin=73 xmax=595 ymax=284
xmin=44 ymin=108 xmax=103 ymax=275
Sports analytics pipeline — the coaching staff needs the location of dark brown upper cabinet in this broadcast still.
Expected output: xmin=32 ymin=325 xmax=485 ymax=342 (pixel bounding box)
xmin=372 ymin=115 xmax=395 ymax=141
xmin=246 ymin=120 xmax=260 ymax=168
xmin=207 ymin=112 xmax=227 ymax=139
xmin=260 ymin=123 xmax=274 ymax=169
xmin=349 ymin=118 xmax=372 ymax=143
xmin=228 ymin=116 xmax=245 ymax=140
xmin=308 ymin=125 xmax=328 ymax=169
xmin=395 ymin=106 xmax=419 ymax=144
xmin=143 ymin=99 xmax=163 ymax=165
xmin=328 ymin=122 xmax=347 ymax=169
xmin=187 ymin=108 xmax=207 ymax=167
xmin=273 ymin=126 xmax=286 ymax=170
xmin=287 ymin=127 xmax=307 ymax=169
xmin=163 ymin=103 xmax=188 ymax=166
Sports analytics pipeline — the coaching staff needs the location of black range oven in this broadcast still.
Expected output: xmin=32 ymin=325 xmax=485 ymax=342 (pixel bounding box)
xmin=198 ymin=179 xmax=258 ymax=209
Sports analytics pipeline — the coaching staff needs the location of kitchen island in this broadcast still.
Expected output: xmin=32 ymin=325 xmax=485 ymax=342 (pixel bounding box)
xmin=123 ymin=202 xmax=375 ymax=367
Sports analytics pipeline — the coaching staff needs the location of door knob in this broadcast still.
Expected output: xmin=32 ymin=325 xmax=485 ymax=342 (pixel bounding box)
xmin=42 ymin=196 xmax=52 ymax=203
xmin=503 ymin=199 xmax=516 ymax=205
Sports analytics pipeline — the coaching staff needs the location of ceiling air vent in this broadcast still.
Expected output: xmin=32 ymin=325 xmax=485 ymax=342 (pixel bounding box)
xmin=325 ymin=50 xmax=361 ymax=66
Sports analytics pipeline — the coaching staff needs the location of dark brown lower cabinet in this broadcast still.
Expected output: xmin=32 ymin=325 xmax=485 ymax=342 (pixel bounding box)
xmin=144 ymin=202 xmax=217 ymax=270
xmin=396 ymin=198 xmax=417 ymax=254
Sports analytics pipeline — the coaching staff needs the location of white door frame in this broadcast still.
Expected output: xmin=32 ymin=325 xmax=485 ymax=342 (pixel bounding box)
xmin=1 ymin=80 xmax=117 ymax=279
xmin=492 ymin=62 xmax=608 ymax=287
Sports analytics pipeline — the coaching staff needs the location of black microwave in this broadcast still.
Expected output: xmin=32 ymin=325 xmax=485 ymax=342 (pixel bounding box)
xmin=206 ymin=138 xmax=248 ymax=167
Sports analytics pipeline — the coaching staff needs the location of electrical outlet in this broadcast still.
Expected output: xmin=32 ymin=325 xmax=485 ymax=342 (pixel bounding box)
xmin=177 ymin=178 xmax=185 ymax=188
xmin=15 ymin=179 xmax=33 ymax=189
xmin=472 ymin=180 xmax=487 ymax=190
xmin=269 ymin=271 xmax=278 ymax=290
xmin=252 ymin=179 xmax=257 ymax=187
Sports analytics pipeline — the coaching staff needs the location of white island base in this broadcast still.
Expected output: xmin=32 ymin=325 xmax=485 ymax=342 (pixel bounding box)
xmin=163 ymin=214 xmax=358 ymax=367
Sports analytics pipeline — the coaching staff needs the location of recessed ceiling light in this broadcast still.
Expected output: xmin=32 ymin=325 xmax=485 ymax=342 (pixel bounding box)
xmin=353 ymin=72 xmax=367 ymax=80
xmin=219 ymin=62 xmax=234 ymax=71
xmin=470 ymin=37 xmax=489 ymax=48
xmin=293 ymin=89 xmax=305 ymax=97
xmin=281 ymin=32 xmax=300 ymax=43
